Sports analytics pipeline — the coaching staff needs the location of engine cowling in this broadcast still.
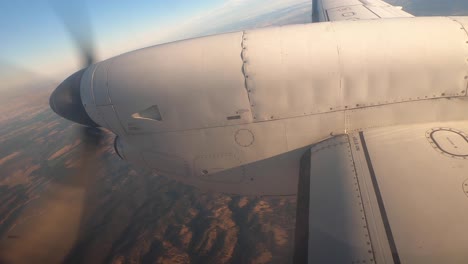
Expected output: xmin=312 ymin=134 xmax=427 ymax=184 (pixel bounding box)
xmin=77 ymin=17 xmax=468 ymax=195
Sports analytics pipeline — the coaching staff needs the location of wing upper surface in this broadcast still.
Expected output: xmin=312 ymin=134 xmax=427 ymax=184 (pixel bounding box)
xmin=298 ymin=121 xmax=468 ymax=263
xmin=313 ymin=0 xmax=414 ymax=22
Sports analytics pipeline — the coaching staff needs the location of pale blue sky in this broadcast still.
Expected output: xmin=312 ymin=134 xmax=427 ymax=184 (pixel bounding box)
xmin=0 ymin=0 xmax=309 ymax=82
xmin=0 ymin=1 xmax=221 ymax=59
xmin=2 ymin=0 xmax=468 ymax=89
xmin=0 ymin=0 xmax=224 ymax=78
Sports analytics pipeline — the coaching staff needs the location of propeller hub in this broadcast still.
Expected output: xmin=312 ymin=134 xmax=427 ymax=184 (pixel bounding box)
xmin=50 ymin=69 xmax=99 ymax=127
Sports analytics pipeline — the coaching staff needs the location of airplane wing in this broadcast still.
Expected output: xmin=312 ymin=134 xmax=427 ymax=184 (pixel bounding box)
xmin=313 ymin=0 xmax=414 ymax=22
xmin=294 ymin=121 xmax=468 ymax=263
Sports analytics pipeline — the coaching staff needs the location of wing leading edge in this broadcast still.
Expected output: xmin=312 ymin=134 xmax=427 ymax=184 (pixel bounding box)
xmin=313 ymin=0 xmax=413 ymax=22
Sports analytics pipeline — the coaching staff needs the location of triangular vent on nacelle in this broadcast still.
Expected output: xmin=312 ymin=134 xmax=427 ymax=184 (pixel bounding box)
xmin=131 ymin=105 xmax=162 ymax=121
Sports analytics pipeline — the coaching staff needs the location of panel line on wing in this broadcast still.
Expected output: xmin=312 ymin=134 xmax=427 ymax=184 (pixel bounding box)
xmin=293 ymin=150 xmax=312 ymax=263
xmin=449 ymin=17 xmax=468 ymax=96
xmin=359 ymin=131 xmax=401 ymax=264
xmin=345 ymin=134 xmax=377 ymax=262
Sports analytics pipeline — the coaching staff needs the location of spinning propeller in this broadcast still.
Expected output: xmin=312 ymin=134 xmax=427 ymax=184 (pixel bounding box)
xmin=1 ymin=2 xmax=107 ymax=263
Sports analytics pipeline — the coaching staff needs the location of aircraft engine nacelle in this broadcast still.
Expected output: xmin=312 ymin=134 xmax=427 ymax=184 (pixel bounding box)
xmin=78 ymin=16 xmax=468 ymax=195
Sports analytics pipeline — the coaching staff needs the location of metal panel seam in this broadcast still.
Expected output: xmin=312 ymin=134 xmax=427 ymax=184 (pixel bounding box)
xmin=293 ymin=148 xmax=311 ymax=264
xmin=358 ymin=0 xmax=370 ymax=5
xmin=106 ymin=59 xmax=114 ymax=104
xmin=362 ymin=4 xmax=383 ymax=18
xmin=358 ymin=0 xmax=388 ymax=7
xmin=241 ymin=30 xmax=254 ymax=119
xmin=449 ymin=17 xmax=468 ymax=96
xmin=107 ymin=58 xmax=117 ymax=105
xmin=121 ymin=96 xmax=465 ymax=135
xmin=330 ymin=22 xmax=345 ymax=113
xmin=345 ymin=134 xmax=377 ymax=263
xmin=359 ymin=131 xmax=401 ymax=264
xmin=112 ymin=105 xmax=128 ymax=136
xmin=344 ymin=109 xmax=350 ymax=133
xmin=90 ymin=64 xmax=98 ymax=105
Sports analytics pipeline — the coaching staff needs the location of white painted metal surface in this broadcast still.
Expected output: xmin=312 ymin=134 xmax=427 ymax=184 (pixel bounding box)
xmin=305 ymin=121 xmax=468 ymax=263
xmin=81 ymin=16 xmax=468 ymax=195
xmin=314 ymin=0 xmax=413 ymax=22
xmin=245 ymin=17 xmax=468 ymax=121
xmin=307 ymin=135 xmax=380 ymax=263
xmin=108 ymin=32 xmax=252 ymax=134
xmin=349 ymin=121 xmax=468 ymax=263
xmin=92 ymin=61 xmax=112 ymax=106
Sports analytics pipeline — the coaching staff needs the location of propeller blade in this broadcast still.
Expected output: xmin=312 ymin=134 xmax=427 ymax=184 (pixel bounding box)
xmin=0 ymin=126 xmax=104 ymax=263
xmin=1 ymin=2 xmax=106 ymax=261
xmin=50 ymin=1 xmax=96 ymax=67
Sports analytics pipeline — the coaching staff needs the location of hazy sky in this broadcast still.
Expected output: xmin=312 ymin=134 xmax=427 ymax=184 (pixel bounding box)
xmin=1 ymin=0 xmax=468 ymax=88
xmin=0 ymin=0 xmax=308 ymax=82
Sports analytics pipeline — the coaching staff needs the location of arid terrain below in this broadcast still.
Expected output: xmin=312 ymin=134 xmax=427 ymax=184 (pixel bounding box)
xmin=0 ymin=83 xmax=297 ymax=263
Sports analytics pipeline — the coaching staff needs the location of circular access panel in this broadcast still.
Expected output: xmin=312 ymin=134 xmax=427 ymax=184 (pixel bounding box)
xmin=426 ymin=128 xmax=468 ymax=159
xmin=235 ymin=129 xmax=254 ymax=147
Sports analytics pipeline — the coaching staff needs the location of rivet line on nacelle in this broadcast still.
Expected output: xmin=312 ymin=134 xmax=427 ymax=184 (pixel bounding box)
xmin=240 ymin=30 xmax=255 ymax=120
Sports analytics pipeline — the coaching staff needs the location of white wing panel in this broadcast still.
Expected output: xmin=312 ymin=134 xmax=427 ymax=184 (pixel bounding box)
xmin=300 ymin=121 xmax=468 ymax=263
xmin=314 ymin=0 xmax=413 ymax=22
xmin=351 ymin=121 xmax=468 ymax=263
xmin=326 ymin=5 xmax=382 ymax=21
xmin=306 ymin=135 xmax=385 ymax=263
